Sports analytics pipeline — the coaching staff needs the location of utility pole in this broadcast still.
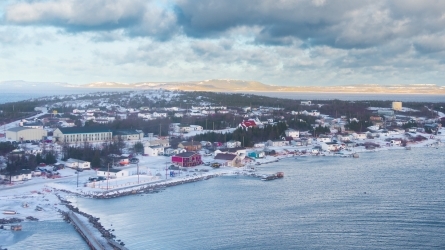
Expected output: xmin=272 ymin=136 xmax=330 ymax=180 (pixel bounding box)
xmin=107 ymin=163 xmax=110 ymax=191
xmin=137 ymin=163 xmax=140 ymax=184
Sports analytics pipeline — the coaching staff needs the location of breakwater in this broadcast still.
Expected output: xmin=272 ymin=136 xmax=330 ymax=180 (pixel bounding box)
xmin=57 ymin=194 xmax=127 ymax=250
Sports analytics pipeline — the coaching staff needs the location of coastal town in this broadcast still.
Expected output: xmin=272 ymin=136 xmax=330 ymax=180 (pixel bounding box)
xmin=0 ymin=90 xmax=444 ymax=249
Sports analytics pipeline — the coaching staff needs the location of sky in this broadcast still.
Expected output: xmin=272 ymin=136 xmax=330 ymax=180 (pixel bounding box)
xmin=1 ymin=0 xmax=445 ymax=87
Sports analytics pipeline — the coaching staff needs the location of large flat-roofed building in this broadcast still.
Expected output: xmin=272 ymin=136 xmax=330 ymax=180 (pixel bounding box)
xmin=392 ymin=101 xmax=402 ymax=111
xmin=53 ymin=127 xmax=112 ymax=143
xmin=112 ymin=129 xmax=144 ymax=141
xmin=6 ymin=127 xmax=47 ymax=141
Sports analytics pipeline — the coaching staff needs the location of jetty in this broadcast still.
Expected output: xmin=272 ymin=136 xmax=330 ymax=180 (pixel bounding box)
xmin=67 ymin=211 xmax=127 ymax=250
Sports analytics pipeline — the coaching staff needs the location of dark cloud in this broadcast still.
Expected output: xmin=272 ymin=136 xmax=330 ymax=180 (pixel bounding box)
xmin=4 ymin=0 xmax=177 ymax=40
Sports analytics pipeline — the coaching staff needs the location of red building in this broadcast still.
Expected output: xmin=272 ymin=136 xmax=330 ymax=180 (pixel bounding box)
xmin=171 ymin=152 xmax=202 ymax=167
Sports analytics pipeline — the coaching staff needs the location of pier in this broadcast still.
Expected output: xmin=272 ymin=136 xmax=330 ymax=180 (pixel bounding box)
xmin=67 ymin=211 xmax=127 ymax=250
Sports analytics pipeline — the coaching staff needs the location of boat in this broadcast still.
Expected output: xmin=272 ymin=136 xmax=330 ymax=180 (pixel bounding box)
xmin=3 ymin=210 xmax=17 ymax=215
xmin=405 ymin=146 xmax=412 ymax=150
xmin=352 ymin=153 xmax=359 ymax=158
xmin=35 ymin=206 xmax=43 ymax=211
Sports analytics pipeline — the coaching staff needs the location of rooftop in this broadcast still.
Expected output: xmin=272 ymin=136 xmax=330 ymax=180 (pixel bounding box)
xmin=57 ymin=127 xmax=112 ymax=134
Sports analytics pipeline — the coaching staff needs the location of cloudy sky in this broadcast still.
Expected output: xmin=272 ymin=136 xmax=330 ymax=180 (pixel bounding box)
xmin=1 ymin=0 xmax=445 ymax=86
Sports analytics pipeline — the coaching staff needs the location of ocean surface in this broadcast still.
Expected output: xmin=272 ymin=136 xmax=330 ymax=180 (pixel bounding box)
xmin=1 ymin=220 xmax=89 ymax=249
xmin=247 ymin=92 xmax=445 ymax=103
xmin=1 ymin=90 xmax=444 ymax=104
xmin=0 ymin=88 xmax=131 ymax=104
xmin=59 ymin=147 xmax=445 ymax=250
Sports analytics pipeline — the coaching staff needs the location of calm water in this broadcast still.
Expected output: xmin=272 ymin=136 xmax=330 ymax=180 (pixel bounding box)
xmin=2 ymin=90 xmax=444 ymax=104
xmin=0 ymin=220 xmax=89 ymax=249
xmin=247 ymin=92 xmax=445 ymax=103
xmin=68 ymin=147 xmax=445 ymax=250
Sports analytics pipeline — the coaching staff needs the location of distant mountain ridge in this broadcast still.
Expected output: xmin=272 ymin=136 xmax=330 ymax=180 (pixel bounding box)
xmin=2 ymin=79 xmax=445 ymax=94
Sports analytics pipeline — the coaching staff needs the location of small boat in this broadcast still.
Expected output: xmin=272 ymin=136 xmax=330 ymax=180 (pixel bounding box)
xmin=35 ymin=206 xmax=43 ymax=211
xmin=3 ymin=210 xmax=17 ymax=215
xmin=352 ymin=153 xmax=359 ymax=158
xmin=261 ymin=174 xmax=278 ymax=181
xmin=405 ymin=146 xmax=411 ymax=150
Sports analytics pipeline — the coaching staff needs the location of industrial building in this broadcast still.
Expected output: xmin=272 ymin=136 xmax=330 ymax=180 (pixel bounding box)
xmin=53 ymin=127 xmax=112 ymax=143
xmin=6 ymin=127 xmax=47 ymax=141
xmin=392 ymin=101 xmax=402 ymax=111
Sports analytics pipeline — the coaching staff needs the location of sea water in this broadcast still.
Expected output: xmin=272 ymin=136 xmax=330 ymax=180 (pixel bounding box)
xmin=69 ymin=147 xmax=445 ymax=250
xmin=1 ymin=220 xmax=88 ymax=250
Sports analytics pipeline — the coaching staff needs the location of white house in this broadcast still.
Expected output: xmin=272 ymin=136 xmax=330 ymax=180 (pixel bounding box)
xmin=390 ymin=139 xmax=402 ymax=146
xmin=96 ymin=168 xmax=130 ymax=179
xmin=152 ymin=112 xmax=167 ymax=118
xmin=353 ymin=133 xmax=367 ymax=140
xmin=164 ymin=148 xmax=186 ymax=156
xmin=254 ymin=143 xmax=266 ymax=148
xmin=337 ymin=135 xmax=352 ymax=142
xmin=321 ymin=142 xmax=342 ymax=151
xmin=267 ymin=140 xmax=290 ymax=147
xmin=317 ymin=137 xmax=332 ymax=143
xmin=285 ymin=129 xmax=300 ymax=139
xmin=138 ymin=113 xmax=152 ymax=119
xmin=0 ymin=169 xmax=32 ymax=182
xmin=144 ymin=146 xmax=165 ymax=156
xmin=65 ymin=158 xmax=91 ymax=170
xmin=190 ymin=125 xmax=203 ymax=131
xmin=226 ymin=140 xmax=241 ymax=148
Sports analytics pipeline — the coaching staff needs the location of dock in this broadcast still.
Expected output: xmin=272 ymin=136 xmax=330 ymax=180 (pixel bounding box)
xmin=67 ymin=211 xmax=127 ymax=250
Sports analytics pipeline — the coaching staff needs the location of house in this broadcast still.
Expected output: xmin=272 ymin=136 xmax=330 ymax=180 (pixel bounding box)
xmin=239 ymin=118 xmax=261 ymax=129
xmin=0 ymin=169 xmax=32 ymax=182
xmin=53 ymin=127 xmax=112 ymax=144
xmin=165 ymin=148 xmax=186 ymax=156
xmin=144 ymin=146 xmax=165 ymax=156
xmin=214 ymin=153 xmax=241 ymax=167
xmin=285 ymin=129 xmax=300 ymax=139
xmin=321 ymin=142 xmax=342 ymax=151
xmin=214 ymin=147 xmax=246 ymax=158
xmin=267 ymin=140 xmax=290 ymax=147
xmin=254 ymin=143 xmax=266 ymax=148
xmin=247 ymin=150 xmax=265 ymax=159
xmin=144 ymin=139 xmax=170 ymax=148
xmin=96 ymin=168 xmax=130 ymax=179
xmin=226 ymin=140 xmax=241 ymax=148
xmin=171 ymin=152 xmax=202 ymax=167
xmin=353 ymin=133 xmax=367 ymax=140
xmin=178 ymin=141 xmax=202 ymax=151
xmin=190 ymin=125 xmax=203 ymax=131
xmin=390 ymin=139 xmax=402 ymax=146
xmin=316 ymin=136 xmax=332 ymax=143
xmin=65 ymin=158 xmax=91 ymax=170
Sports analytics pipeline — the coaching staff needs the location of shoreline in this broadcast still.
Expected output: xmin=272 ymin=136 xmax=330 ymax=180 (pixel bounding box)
xmin=1 ymin=143 xmax=443 ymax=248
